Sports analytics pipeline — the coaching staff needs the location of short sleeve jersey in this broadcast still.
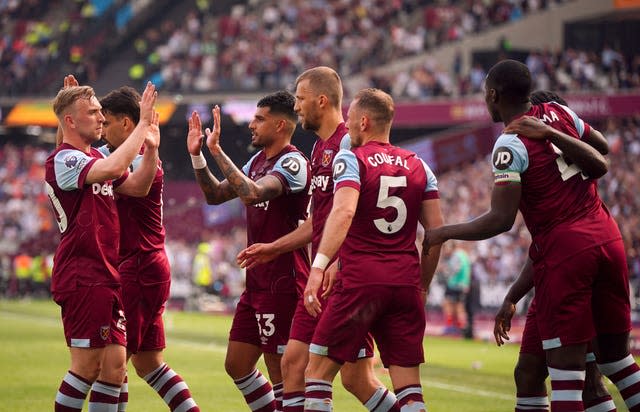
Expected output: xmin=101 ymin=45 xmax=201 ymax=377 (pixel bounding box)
xmin=491 ymin=102 xmax=618 ymax=250
xmin=309 ymin=122 xmax=351 ymax=255
xmin=45 ymin=143 xmax=128 ymax=293
xmin=241 ymin=144 xmax=311 ymax=294
xmin=332 ymin=141 xmax=439 ymax=289
xmin=97 ymin=146 xmax=166 ymax=268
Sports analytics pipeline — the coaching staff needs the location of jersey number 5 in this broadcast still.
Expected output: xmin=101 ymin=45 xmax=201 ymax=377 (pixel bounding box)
xmin=374 ymin=176 xmax=407 ymax=234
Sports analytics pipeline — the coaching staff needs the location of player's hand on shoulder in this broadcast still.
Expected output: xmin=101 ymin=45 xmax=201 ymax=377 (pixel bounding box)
xmin=504 ymin=116 xmax=551 ymax=140
xmin=204 ymin=105 xmax=222 ymax=155
xmin=139 ymin=82 xmax=158 ymax=125
xmin=493 ymin=300 xmax=516 ymax=346
xmin=187 ymin=111 xmax=204 ymax=155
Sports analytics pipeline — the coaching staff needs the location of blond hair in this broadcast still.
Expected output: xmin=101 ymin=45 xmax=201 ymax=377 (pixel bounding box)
xmin=52 ymin=86 xmax=96 ymax=120
xmin=295 ymin=66 xmax=343 ymax=109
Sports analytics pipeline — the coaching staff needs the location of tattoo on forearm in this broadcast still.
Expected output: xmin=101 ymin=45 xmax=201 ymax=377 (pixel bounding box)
xmin=194 ymin=167 xmax=235 ymax=203
xmin=212 ymin=151 xmax=257 ymax=199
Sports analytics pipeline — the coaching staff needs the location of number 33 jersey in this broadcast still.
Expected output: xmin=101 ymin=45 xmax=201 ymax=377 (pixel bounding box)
xmin=491 ymin=102 xmax=620 ymax=257
xmin=332 ymin=141 xmax=439 ymax=289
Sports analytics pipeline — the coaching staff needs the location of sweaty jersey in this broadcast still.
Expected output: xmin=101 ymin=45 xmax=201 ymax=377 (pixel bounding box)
xmin=45 ymin=143 xmax=128 ymax=293
xmin=241 ymin=145 xmax=311 ymax=294
xmin=309 ymin=123 xmax=351 ymax=255
xmin=332 ymin=141 xmax=439 ymax=288
xmin=491 ymin=102 xmax=620 ymax=260
xmin=97 ymin=146 xmax=166 ymax=277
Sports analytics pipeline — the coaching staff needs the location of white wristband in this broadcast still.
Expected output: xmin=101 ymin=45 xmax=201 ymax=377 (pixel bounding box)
xmin=190 ymin=153 xmax=207 ymax=169
xmin=311 ymin=253 xmax=331 ymax=270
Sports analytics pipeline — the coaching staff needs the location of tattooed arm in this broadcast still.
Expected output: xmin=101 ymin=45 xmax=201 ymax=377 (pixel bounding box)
xmin=187 ymin=110 xmax=237 ymax=205
xmin=204 ymin=106 xmax=284 ymax=205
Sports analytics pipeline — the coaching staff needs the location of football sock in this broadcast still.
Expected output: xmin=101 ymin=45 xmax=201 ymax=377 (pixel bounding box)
xmin=548 ymin=367 xmax=585 ymax=411
xmin=584 ymin=395 xmax=616 ymax=412
xmin=273 ymin=381 xmax=283 ymax=411
xmin=55 ymin=371 xmax=91 ymax=412
xmin=233 ymin=369 xmax=276 ymax=412
xmin=598 ymin=354 xmax=640 ymax=411
xmin=515 ymin=392 xmax=549 ymax=411
xmin=88 ymin=380 xmax=121 ymax=412
xmin=304 ymin=379 xmax=332 ymax=411
xmin=144 ymin=363 xmax=200 ymax=411
xmin=282 ymin=391 xmax=305 ymax=411
xmin=364 ymin=386 xmax=400 ymax=411
xmin=117 ymin=375 xmax=128 ymax=412
xmin=395 ymin=384 xmax=426 ymax=412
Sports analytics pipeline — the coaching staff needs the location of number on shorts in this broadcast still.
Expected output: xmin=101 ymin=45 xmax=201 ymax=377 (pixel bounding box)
xmin=373 ymin=175 xmax=407 ymax=234
xmin=116 ymin=310 xmax=126 ymax=332
xmin=255 ymin=313 xmax=275 ymax=337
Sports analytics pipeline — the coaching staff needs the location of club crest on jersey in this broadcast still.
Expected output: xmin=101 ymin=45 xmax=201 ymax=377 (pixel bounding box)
xmin=493 ymin=147 xmax=514 ymax=170
xmin=321 ymin=149 xmax=333 ymax=167
xmin=100 ymin=326 xmax=110 ymax=340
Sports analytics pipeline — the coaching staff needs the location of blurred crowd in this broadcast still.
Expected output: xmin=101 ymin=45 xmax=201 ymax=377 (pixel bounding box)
xmin=2 ymin=0 xmax=580 ymax=97
xmin=364 ymin=46 xmax=640 ymax=100
xmin=2 ymin=115 xmax=639 ymax=315
xmin=132 ymin=0 xmax=572 ymax=93
xmin=0 ymin=0 xmax=148 ymax=96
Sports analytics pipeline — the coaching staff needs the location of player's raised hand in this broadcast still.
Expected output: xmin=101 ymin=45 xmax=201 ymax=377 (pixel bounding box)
xmin=145 ymin=110 xmax=160 ymax=149
xmin=321 ymin=261 xmax=338 ymax=299
xmin=236 ymin=243 xmax=279 ymax=270
xmin=63 ymin=74 xmax=79 ymax=89
xmin=187 ymin=111 xmax=204 ymax=156
xmin=139 ymin=82 xmax=157 ymax=125
xmin=493 ymin=299 xmax=516 ymax=346
xmin=204 ymin=105 xmax=222 ymax=155
xmin=304 ymin=268 xmax=323 ymax=317
xmin=504 ymin=116 xmax=552 ymax=140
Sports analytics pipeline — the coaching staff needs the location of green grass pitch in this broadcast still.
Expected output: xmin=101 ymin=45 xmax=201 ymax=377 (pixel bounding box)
xmin=0 ymin=299 xmax=626 ymax=411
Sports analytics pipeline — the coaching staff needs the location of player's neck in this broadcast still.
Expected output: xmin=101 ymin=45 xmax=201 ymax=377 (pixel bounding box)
xmin=263 ymin=139 xmax=290 ymax=159
xmin=62 ymin=133 xmax=91 ymax=153
xmin=316 ymin=111 xmax=344 ymax=141
xmin=501 ymin=102 xmax=532 ymax=126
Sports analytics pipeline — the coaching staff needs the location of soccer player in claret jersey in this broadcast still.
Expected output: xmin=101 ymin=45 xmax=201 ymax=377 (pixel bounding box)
xmin=46 ymin=81 xmax=159 ymax=412
xmin=493 ymin=90 xmax=615 ymax=412
xmin=237 ymin=67 xmax=396 ymax=412
xmin=187 ymin=91 xmax=311 ymax=412
xmin=98 ymin=86 xmax=199 ymax=412
xmin=425 ymin=59 xmax=640 ymax=412
xmin=302 ymin=88 xmax=443 ymax=412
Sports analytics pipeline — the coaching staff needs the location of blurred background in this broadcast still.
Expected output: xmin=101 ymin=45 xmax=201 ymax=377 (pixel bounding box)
xmin=1 ymin=0 xmax=639 ymax=343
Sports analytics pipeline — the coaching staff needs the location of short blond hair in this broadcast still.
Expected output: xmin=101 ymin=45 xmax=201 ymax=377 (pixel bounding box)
xmin=52 ymin=86 xmax=96 ymax=120
xmin=295 ymin=66 xmax=343 ymax=109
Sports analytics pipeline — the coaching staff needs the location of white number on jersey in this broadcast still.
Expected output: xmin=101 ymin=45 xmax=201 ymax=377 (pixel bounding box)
xmin=373 ymin=175 xmax=407 ymax=234
xmin=255 ymin=313 xmax=276 ymax=337
xmin=46 ymin=182 xmax=68 ymax=233
xmin=552 ymin=144 xmax=588 ymax=181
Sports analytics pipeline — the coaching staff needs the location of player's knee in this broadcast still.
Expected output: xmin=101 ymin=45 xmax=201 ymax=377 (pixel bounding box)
xmin=281 ymin=351 xmax=305 ymax=378
xmin=340 ymin=370 xmax=375 ymax=396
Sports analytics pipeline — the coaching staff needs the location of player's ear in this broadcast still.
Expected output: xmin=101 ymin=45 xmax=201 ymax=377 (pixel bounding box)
xmin=318 ymin=94 xmax=328 ymax=108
